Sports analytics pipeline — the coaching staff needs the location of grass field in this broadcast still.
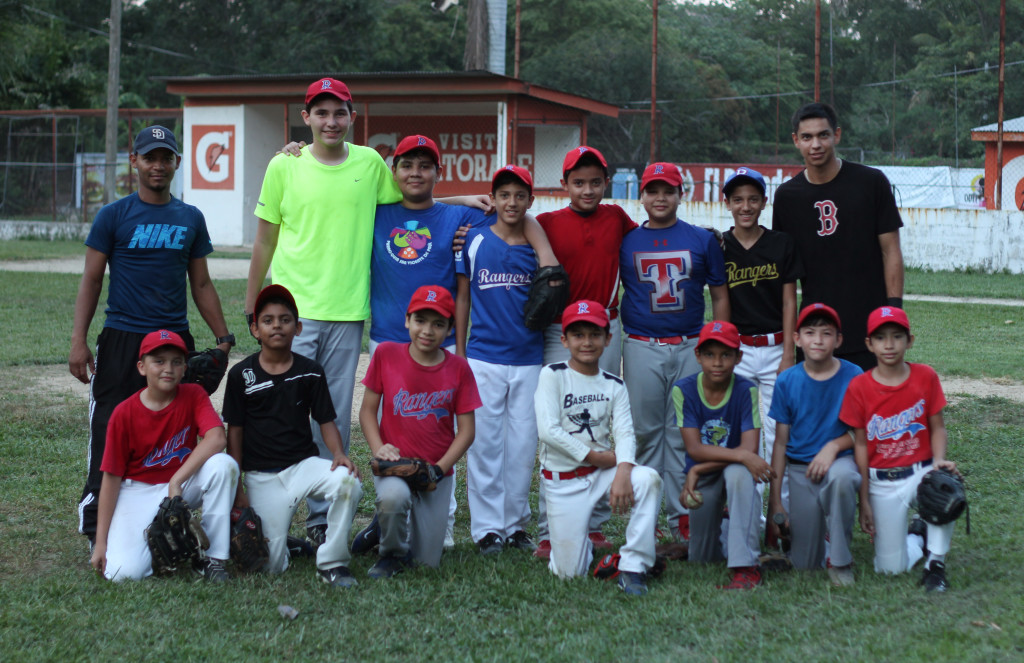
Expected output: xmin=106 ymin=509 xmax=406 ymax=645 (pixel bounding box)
xmin=1 ymin=244 xmax=1022 ymax=661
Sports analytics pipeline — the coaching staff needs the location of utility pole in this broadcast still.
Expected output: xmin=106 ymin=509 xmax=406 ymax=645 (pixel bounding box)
xmin=104 ymin=0 xmax=122 ymax=205
xmin=650 ymin=0 xmax=658 ymax=164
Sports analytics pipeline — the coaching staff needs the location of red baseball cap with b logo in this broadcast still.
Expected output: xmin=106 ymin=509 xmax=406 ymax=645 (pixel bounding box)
xmin=697 ymin=321 xmax=741 ymax=349
xmin=561 ymin=300 xmax=609 ymax=331
xmin=866 ymin=306 xmax=911 ymax=335
xmin=562 ymin=146 xmax=608 ymax=176
xmin=139 ymin=329 xmax=188 ymax=359
xmin=305 ymin=77 xmax=352 ymax=105
xmin=407 ymin=285 xmax=455 ymax=318
xmin=491 ymin=164 xmax=533 ymax=194
xmin=394 ymin=135 xmax=441 ymax=167
xmin=640 ymin=162 xmax=683 ymax=190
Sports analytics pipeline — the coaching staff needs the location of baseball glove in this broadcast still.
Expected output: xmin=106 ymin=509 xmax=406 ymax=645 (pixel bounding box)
xmin=371 ymin=457 xmax=442 ymax=492
xmin=146 ymin=496 xmax=209 ymax=575
xmin=229 ymin=506 xmax=270 ymax=573
xmin=523 ymin=265 xmax=571 ymax=331
xmin=183 ymin=348 xmax=228 ymax=395
xmin=917 ymin=468 xmax=967 ymax=527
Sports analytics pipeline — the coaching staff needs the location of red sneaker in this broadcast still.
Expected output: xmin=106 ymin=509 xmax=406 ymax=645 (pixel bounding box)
xmin=533 ymin=539 xmax=552 ymax=560
xmin=677 ymin=515 xmax=691 ymax=542
xmin=718 ymin=566 xmax=762 ymax=590
xmin=588 ymin=532 xmax=613 ymax=550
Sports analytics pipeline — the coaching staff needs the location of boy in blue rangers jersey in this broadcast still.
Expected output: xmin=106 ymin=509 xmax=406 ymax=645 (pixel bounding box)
xmin=70 ymin=125 xmax=234 ymax=548
xmin=674 ymin=321 xmax=772 ymax=589
xmin=768 ymin=303 xmax=862 ymax=586
xmin=620 ymin=162 xmax=729 ymax=542
xmin=456 ymin=165 xmax=544 ymax=556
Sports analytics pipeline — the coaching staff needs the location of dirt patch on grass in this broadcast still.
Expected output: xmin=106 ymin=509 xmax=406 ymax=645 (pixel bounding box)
xmin=15 ymin=360 xmax=1024 ymax=415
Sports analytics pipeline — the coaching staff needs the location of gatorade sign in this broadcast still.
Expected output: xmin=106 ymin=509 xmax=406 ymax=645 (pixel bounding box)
xmin=192 ymin=125 xmax=234 ymax=190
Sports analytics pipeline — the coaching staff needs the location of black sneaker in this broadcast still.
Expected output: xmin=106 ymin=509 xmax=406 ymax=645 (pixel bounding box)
xmin=505 ymin=530 xmax=537 ymax=552
xmin=287 ymin=535 xmax=315 ymax=558
xmin=194 ymin=557 xmax=230 ymax=583
xmin=306 ymin=524 xmax=327 ymax=549
xmin=367 ymin=554 xmax=412 ymax=579
xmin=476 ymin=532 xmax=504 ymax=556
xmin=909 ymin=515 xmax=928 ymax=558
xmin=351 ymin=514 xmax=381 ymax=555
xmin=318 ymin=565 xmax=358 ymax=588
xmin=922 ymin=561 xmax=949 ymax=593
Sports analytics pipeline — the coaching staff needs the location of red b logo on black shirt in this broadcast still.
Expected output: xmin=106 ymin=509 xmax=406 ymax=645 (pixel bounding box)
xmin=814 ymin=200 xmax=839 ymax=236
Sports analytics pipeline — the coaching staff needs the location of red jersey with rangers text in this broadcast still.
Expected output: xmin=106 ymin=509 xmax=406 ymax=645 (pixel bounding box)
xmin=839 ymin=363 xmax=946 ymax=469
xmin=538 ymin=204 xmax=637 ymax=320
xmin=101 ymin=383 xmax=224 ymax=483
xmin=362 ymin=342 xmax=482 ymax=472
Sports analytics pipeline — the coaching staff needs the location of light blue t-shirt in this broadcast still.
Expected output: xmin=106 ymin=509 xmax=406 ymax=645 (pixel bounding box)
xmin=769 ymin=359 xmax=862 ymax=463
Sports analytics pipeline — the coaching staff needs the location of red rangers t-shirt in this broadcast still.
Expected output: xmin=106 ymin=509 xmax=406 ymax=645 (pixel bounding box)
xmin=538 ymin=204 xmax=637 ymax=321
xmin=101 ymin=383 xmax=224 ymax=484
xmin=362 ymin=342 xmax=482 ymax=472
xmin=839 ymin=363 xmax=946 ymax=469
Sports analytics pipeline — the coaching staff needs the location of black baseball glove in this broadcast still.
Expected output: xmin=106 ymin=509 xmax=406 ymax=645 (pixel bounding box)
xmin=917 ymin=468 xmax=967 ymax=526
xmin=523 ymin=265 xmax=571 ymax=331
xmin=229 ymin=506 xmax=270 ymax=573
xmin=183 ymin=348 xmax=228 ymax=395
xmin=371 ymin=457 xmax=442 ymax=492
xmin=146 ymin=496 xmax=209 ymax=575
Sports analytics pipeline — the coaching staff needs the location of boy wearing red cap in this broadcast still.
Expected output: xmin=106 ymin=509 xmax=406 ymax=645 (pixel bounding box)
xmin=840 ymin=307 xmax=958 ymax=592
xmin=360 ymin=286 xmax=481 ymax=577
xmin=767 ymin=303 xmax=862 ymax=586
xmin=456 ymin=165 xmax=544 ymax=555
xmin=223 ymin=284 xmax=364 ymax=588
xmin=673 ymin=321 xmax=770 ymax=589
xmin=247 ymin=78 xmax=403 ymax=544
xmin=90 ymin=330 xmax=238 ymax=582
xmin=532 ymin=146 xmax=638 ymax=559
xmin=620 ymin=163 xmax=729 ymax=543
xmin=534 ymin=300 xmax=661 ymax=596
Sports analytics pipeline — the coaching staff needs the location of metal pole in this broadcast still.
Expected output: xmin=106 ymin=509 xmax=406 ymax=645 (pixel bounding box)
xmin=954 ymin=65 xmax=959 ymax=169
xmin=52 ymin=115 xmax=57 ymax=222
xmin=104 ymin=0 xmax=122 ymax=205
xmin=995 ymin=0 xmax=1005 ymax=209
xmin=514 ymin=0 xmax=521 ymax=79
xmin=650 ymin=0 xmax=658 ymax=164
xmin=814 ymin=0 xmax=821 ymax=102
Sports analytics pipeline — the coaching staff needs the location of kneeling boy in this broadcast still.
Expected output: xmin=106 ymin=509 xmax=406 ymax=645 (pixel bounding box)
xmin=768 ymin=304 xmax=862 ymax=585
xmin=674 ymin=321 xmax=773 ymax=589
xmin=534 ymin=301 xmax=662 ymax=596
xmin=359 ymin=285 xmax=481 ymax=577
xmin=223 ymin=284 xmax=363 ymax=588
xmin=90 ymin=330 xmax=238 ymax=582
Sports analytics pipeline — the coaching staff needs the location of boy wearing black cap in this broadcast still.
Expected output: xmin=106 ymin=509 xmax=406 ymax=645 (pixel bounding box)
xmin=71 ymin=125 xmax=234 ymax=549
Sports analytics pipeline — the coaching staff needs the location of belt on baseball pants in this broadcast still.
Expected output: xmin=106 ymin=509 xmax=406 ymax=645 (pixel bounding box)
xmin=739 ymin=331 xmax=784 ymax=347
xmin=626 ymin=333 xmax=698 ymax=346
xmin=542 ymin=465 xmax=600 ymax=481
xmin=870 ymin=459 xmax=932 ymax=481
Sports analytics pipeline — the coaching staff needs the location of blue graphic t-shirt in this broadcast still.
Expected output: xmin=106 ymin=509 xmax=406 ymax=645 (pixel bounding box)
xmin=370 ymin=202 xmax=489 ymax=343
xmin=86 ymin=193 xmax=213 ymax=333
xmin=457 ymin=225 xmax=543 ymax=365
xmin=619 ymin=220 xmax=726 ymax=337
xmin=672 ymin=372 xmax=759 ymax=473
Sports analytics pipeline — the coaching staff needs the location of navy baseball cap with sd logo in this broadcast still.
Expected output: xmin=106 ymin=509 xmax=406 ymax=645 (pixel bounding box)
xmin=134 ymin=125 xmax=180 ymax=156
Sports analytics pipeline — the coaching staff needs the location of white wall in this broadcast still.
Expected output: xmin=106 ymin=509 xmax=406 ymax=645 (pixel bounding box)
xmin=242 ymin=105 xmax=283 ymax=245
xmin=531 ymin=196 xmax=1024 ymax=274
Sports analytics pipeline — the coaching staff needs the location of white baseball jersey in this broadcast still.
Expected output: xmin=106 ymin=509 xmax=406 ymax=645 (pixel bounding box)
xmin=535 ymin=362 xmax=636 ymax=472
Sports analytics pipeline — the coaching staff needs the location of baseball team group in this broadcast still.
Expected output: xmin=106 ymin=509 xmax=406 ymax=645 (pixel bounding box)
xmin=69 ymin=77 xmax=966 ymax=596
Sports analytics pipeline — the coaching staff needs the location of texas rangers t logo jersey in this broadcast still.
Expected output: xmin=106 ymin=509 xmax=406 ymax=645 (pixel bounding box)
xmin=633 ymin=250 xmax=692 ymax=311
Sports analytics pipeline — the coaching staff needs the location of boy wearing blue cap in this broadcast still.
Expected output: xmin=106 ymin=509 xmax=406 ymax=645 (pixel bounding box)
xmin=721 ymin=168 xmax=802 ymax=541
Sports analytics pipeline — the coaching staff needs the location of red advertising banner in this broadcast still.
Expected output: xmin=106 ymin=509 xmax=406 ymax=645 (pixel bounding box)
xmin=191 ymin=125 xmax=235 ymax=190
